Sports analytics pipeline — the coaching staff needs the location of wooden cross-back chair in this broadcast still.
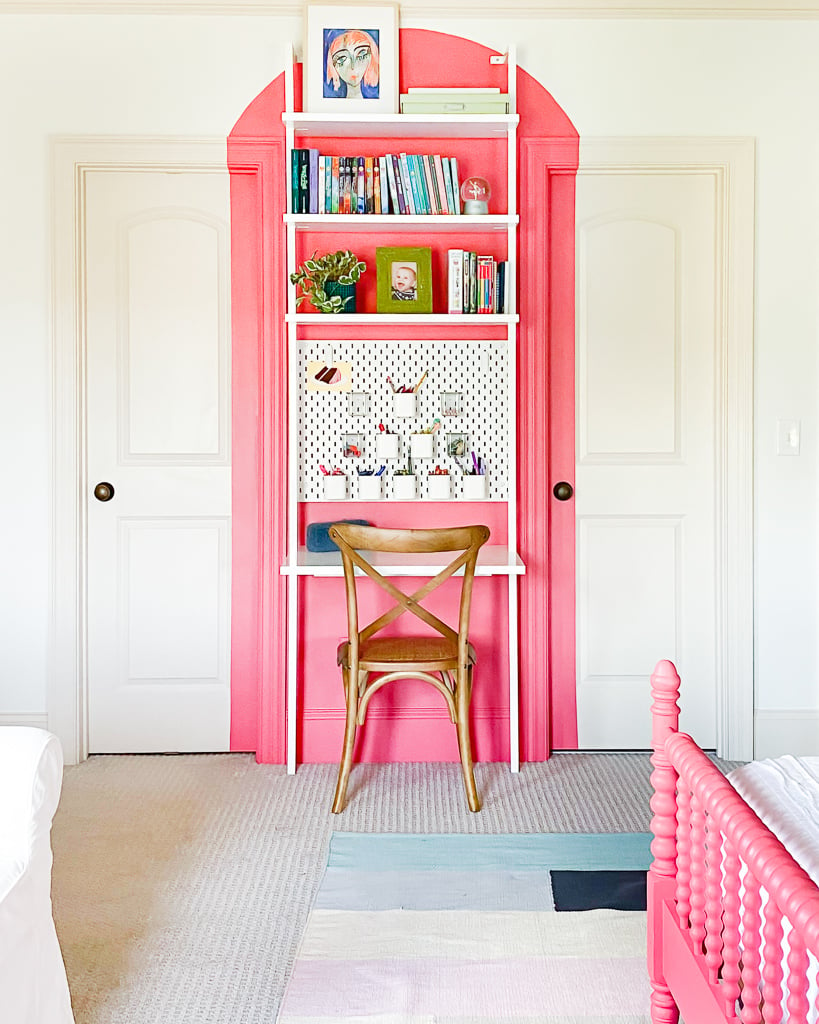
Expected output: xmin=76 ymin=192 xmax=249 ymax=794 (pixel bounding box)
xmin=327 ymin=522 xmax=491 ymax=813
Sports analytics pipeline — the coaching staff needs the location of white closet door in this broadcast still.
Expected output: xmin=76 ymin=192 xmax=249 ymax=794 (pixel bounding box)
xmin=85 ymin=168 xmax=231 ymax=753
xmin=575 ymin=164 xmax=717 ymax=749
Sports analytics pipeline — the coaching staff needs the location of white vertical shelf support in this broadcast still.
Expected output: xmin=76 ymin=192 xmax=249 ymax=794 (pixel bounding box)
xmin=285 ymin=48 xmax=299 ymax=775
xmin=505 ymin=46 xmax=520 ymax=773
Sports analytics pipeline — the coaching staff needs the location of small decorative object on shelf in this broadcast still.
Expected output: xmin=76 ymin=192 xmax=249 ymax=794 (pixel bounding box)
xmin=290 ymin=249 xmax=366 ymax=313
xmin=460 ymin=176 xmax=491 ymax=215
xmin=376 ymin=246 xmax=433 ymax=314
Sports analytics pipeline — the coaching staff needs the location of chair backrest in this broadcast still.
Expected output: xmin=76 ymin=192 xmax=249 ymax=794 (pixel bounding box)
xmin=327 ymin=523 xmax=491 ymax=665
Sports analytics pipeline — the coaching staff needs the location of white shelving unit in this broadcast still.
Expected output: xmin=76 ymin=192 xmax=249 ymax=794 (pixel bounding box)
xmin=280 ymin=46 xmax=524 ymax=775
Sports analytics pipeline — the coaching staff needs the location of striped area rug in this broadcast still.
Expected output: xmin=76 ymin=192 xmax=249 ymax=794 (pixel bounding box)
xmin=277 ymin=832 xmax=653 ymax=1024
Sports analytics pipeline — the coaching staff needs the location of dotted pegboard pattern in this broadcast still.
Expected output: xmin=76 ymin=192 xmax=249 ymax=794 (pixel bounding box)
xmin=298 ymin=339 xmax=509 ymax=501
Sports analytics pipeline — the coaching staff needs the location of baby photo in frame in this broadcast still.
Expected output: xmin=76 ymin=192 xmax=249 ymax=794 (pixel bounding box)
xmin=303 ymin=3 xmax=399 ymax=114
xmin=376 ymin=247 xmax=433 ymax=314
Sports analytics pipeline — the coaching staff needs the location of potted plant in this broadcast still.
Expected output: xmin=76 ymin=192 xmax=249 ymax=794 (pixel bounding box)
xmin=289 ymin=249 xmax=367 ymax=313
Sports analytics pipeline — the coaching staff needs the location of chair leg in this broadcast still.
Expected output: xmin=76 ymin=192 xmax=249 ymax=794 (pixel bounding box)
xmin=332 ymin=666 xmax=359 ymax=814
xmin=455 ymin=665 xmax=481 ymax=812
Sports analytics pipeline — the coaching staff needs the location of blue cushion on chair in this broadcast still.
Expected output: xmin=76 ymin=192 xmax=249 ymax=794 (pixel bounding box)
xmin=306 ymin=519 xmax=371 ymax=553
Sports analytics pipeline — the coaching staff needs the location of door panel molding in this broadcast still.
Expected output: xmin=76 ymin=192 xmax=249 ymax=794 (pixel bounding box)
xmin=577 ymin=137 xmax=755 ymax=760
xmin=51 ymin=135 xmax=229 ymax=764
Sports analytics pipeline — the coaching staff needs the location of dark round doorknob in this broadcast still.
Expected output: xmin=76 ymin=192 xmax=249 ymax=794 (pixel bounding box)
xmin=553 ymin=481 xmax=573 ymax=501
xmin=94 ymin=481 xmax=115 ymax=502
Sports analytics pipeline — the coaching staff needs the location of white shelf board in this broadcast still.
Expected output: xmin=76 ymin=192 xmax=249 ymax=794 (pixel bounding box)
xmin=284 ymin=213 xmax=518 ymax=233
xmin=287 ymin=313 xmax=518 ymax=326
xmin=283 ymin=113 xmax=519 ymax=139
xmin=305 ymin=498 xmax=509 ymax=504
xmin=280 ymin=545 xmax=525 ymax=577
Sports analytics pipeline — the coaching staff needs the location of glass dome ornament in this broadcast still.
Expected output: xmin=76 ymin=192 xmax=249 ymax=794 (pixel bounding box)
xmin=460 ymin=176 xmax=491 ymax=215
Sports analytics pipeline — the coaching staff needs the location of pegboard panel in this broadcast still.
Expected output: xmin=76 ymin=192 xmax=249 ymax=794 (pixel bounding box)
xmin=298 ymin=339 xmax=509 ymax=501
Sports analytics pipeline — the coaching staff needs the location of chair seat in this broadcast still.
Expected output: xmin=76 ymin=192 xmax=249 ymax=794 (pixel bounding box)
xmin=337 ymin=636 xmax=476 ymax=670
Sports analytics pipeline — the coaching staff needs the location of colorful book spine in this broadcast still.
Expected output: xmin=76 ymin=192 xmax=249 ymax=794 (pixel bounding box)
xmin=378 ymin=156 xmax=389 ymax=214
xmin=385 ymin=154 xmax=401 ymax=214
xmin=422 ymin=155 xmax=439 ymax=214
xmin=407 ymin=154 xmax=425 ymax=213
xmin=449 ymin=157 xmax=462 ymax=214
xmin=356 ymin=157 xmax=365 ymax=214
xmin=447 ymin=249 xmax=464 ymax=314
xmin=308 ymin=149 xmax=319 ymax=214
xmin=477 ymin=255 xmax=495 ymax=313
xmin=496 ymin=261 xmax=506 ymax=314
xmin=297 ymin=149 xmax=310 ymax=214
xmin=466 ymin=251 xmax=478 ymax=313
xmin=365 ymin=156 xmax=375 ymax=214
xmin=331 ymin=157 xmax=339 ymax=214
xmin=290 ymin=149 xmax=300 ymax=213
xmin=373 ymin=159 xmax=382 ymax=214
xmin=433 ymin=155 xmax=450 ymax=214
xmin=317 ymin=155 xmax=326 ymax=215
xmin=441 ymin=157 xmax=455 ymax=214
xmin=390 ymin=155 xmax=407 ymax=214
xmin=399 ymin=153 xmax=417 ymax=215
xmin=344 ymin=157 xmax=354 ymax=214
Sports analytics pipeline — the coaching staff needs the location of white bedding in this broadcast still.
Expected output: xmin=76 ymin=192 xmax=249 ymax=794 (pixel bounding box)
xmin=727 ymin=755 xmax=819 ymax=885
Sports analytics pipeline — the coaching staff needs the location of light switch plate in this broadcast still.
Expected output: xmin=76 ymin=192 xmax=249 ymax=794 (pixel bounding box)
xmin=777 ymin=418 xmax=801 ymax=456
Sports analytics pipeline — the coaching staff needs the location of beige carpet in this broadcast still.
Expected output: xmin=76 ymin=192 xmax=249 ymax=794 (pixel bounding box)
xmin=49 ymin=753 xmax=678 ymax=1023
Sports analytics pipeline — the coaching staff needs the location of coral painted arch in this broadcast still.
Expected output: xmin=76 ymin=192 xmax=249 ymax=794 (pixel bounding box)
xmin=227 ymin=29 xmax=579 ymax=762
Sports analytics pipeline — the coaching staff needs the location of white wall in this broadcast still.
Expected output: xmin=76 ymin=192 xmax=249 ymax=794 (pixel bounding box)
xmin=1 ymin=9 xmax=817 ymax=741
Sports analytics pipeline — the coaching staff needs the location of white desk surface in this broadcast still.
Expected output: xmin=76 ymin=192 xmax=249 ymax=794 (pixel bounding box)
xmin=280 ymin=544 xmax=525 ymax=577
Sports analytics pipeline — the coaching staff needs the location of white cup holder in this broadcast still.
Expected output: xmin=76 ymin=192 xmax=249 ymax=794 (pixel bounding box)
xmin=358 ymin=475 xmax=382 ymax=500
xmin=410 ymin=433 xmax=434 ymax=459
xmin=392 ymin=475 xmax=417 ymax=500
xmin=461 ymin=474 xmax=488 ymax=500
xmin=375 ymin=433 xmax=399 ymax=459
xmin=323 ymin=475 xmax=347 ymax=500
xmin=427 ymin=474 xmax=451 ymax=500
xmin=393 ymin=392 xmax=417 ymax=418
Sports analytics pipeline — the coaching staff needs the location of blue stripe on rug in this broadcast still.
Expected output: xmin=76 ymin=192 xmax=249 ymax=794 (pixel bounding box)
xmin=317 ymin=867 xmax=557 ymax=910
xmin=326 ymin=832 xmax=652 ymax=871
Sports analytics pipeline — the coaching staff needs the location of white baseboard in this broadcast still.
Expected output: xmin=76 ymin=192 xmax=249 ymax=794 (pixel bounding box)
xmin=754 ymin=710 xmax=819 ymax=759
xmin=0 ymin=713 xmax=50 ymax=729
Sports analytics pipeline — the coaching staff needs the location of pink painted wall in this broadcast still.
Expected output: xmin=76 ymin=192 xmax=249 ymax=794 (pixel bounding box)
xmin=228 ymin=29 xmax=578 ymax=763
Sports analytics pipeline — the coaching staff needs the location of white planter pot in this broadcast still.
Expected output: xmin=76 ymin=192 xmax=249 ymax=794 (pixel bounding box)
xmin=323 ymin=475 xmax=347 ymax=500
xmin=375 ymin=432 xmax=399 ymax=459
xmin=410 ymin=433 xmax=434 ymax=459
xmin=427 ymin=474 xmax=452 ymax=500
xmin=392 ymin=475 xmax=416 ymax=500
xmin=393 ymin=392 xmax=417 ymax=418
xmin=358 ymin=475 xmax=382 ymax=500
xmin=461 ymin=474 xmax=488 ymax=500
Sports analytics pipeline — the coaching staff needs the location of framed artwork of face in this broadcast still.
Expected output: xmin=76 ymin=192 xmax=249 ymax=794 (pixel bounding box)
xmin=304 ymin=4 xmax=399 ymax=114
xmin=376 ymin=247 xmax=433 ymax=314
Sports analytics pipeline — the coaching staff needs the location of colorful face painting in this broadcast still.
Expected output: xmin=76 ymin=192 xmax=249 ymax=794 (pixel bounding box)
xmin=324 ymin=28 xmax=381 ymax=100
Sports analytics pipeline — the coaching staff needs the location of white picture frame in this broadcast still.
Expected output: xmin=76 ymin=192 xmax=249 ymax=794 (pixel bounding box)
xmin=303 ymin=3 xmax=399 ymax=115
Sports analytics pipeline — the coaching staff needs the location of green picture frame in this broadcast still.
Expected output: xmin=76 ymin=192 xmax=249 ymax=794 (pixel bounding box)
xmin=376 ymin=246 xmax=433 ymax=314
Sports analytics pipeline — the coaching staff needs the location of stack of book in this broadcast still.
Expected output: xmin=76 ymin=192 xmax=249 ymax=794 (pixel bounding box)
xmin=400 ymin=88 xmax=510 ymax=115
xmin=448 ymin=249 xmax=509 ymax=315
xmin=290 ymin=149 xmax=462 ymax=215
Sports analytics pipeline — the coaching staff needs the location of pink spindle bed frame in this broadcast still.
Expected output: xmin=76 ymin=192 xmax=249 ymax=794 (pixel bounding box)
xmin=648 ymin=659 xmax=819 ymax=1024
